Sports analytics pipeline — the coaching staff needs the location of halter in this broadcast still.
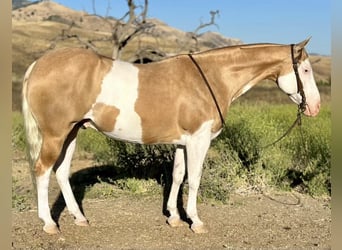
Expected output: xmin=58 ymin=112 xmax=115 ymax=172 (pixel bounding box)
xmin=290 ymin=44 xmax=307 ymax=113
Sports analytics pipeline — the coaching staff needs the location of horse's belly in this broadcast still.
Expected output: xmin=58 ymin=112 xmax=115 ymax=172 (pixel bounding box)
xmin=102 ymin=113 xmax=143 ymax=143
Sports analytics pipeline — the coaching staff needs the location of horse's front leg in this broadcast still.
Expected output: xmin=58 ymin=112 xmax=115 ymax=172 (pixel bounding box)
xmin=167 ymin=146 xmax=186 ymax=227
xmin=185 ymin=122 xmax=212 ymax=233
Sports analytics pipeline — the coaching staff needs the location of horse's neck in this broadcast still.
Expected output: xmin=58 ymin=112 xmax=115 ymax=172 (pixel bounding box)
xmin=195 ymin=46 xmax=287 ymax=104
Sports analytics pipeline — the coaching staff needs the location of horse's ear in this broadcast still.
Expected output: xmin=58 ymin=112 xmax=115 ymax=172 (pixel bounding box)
xmin=295 ymin=37 xmax=311 ymax=51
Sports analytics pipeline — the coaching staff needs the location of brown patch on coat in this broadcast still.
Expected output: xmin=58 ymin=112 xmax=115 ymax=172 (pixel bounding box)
xmin=26 ymin=48 xmax=113 ymax=175
xmin=135 ymin=55 xmax=224 ymax=144
xmin=92 ymin=102 xmax=120 ymax=132
xmin=34 ymin=135 xmax=65 ymax=176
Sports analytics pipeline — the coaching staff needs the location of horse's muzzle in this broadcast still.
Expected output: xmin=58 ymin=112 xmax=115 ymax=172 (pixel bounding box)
xmin=304 ymin=102 xmax=320 ymax=117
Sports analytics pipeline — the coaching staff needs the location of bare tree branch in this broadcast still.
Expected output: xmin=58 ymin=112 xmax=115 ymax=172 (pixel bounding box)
xmin=175 ymin=10 xmax=220 ymax=54
xmin=127 ymin=0 xmax=135 ymax=23
xmin=142 ymin=0 xmax=148 ymax=22
xmin=111 ymin=0 xmax=154 ymax=59
xmin=48 ymin=21 xmax=102 ymax=52
xmin=193 ymin=10 xmax=219 ymax=35
xmin=92 ymin=0 xmax=97 ymax=15
xmin=105 ymin=0 xmax=111 ymax=17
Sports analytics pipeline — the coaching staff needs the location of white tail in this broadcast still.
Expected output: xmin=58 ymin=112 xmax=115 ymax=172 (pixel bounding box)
xmin=22 ymin=61 xmax=42 ymax=169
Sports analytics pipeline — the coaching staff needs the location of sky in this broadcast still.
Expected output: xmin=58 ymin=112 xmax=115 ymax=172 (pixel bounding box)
xmin=54 ymin=0 xmax=331 ymax=55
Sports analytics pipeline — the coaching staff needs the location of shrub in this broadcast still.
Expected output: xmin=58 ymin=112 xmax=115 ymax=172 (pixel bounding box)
xmin=12 ymin=111 xmax=26 ymax=152
xmin=76 ymin=128 xmax=110 ymax=159
xmin=201 ymin=103 xmax=331 ymax=199
xmin=283 ymin=107 xmax=331 ymax=195
xmin=93 ymin=138 xmax=175 ymax=180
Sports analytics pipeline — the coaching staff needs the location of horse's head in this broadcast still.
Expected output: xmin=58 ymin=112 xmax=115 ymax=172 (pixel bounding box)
xmin=277 ymin=38 xmax=321 ymax=117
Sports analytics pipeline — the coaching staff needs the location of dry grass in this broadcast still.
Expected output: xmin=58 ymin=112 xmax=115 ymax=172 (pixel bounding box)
xmin=310 ymin=55 xmax=331 ymax=83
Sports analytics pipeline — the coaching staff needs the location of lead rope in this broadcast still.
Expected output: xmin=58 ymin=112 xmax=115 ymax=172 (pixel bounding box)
xmin=261 ymin=106 xmax=303 ymax=149
xmin=257 ymin=45 xmax=308 ymax=200
xmin=188 ymin=54 xmax=226 ymax=128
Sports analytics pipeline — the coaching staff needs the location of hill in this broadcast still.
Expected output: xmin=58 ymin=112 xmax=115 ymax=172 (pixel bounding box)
xmin=12 ymin=1 xmax=330 ymax=110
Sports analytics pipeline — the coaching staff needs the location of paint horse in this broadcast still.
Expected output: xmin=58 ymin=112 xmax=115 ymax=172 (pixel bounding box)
xmin=22 ymin=38 xmax=320 ymax=234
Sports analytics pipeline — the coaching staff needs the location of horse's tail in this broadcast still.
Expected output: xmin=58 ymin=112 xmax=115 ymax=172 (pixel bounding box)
xmin=22 ymin=61 xmax=42 ymax=177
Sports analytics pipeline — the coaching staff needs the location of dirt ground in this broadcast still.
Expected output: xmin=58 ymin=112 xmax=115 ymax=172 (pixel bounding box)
xmin=12 ymin=155 xmax=331 ymax=250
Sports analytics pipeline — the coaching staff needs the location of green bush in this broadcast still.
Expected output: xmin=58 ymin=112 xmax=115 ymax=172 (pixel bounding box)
xmin=76 ymin=129 xmax=110 ymax=159
xmin=283 ymin=107 xmax=331 ymax=195
xmin=96 ymin=139 xmax=175 ymax=182
xmin=220 ymin=103 xmax=331 ymax=196
xmin=12 ymin=111 xmax=26 ymax=152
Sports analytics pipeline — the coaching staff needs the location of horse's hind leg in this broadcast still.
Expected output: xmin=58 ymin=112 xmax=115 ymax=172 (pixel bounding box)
xmin=36 ymin=124 xmax=86 ymax=234
xmin=54 ymin=130 xmax=88 ymax=227
xmin=36 ymin=135 xmax=66 ymax=234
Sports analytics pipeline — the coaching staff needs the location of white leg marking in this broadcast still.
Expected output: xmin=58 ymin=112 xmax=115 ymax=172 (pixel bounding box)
xmin=37 ymin=167 xmax=59 ymax=234
xmin=87 ymin=60 xmax=143 ymax=142
xmin=55 ymin=138 xmax=88 ymax=226
xmin=167 ymin=146 xmax=186 ymax=227
xmin=185 ymin=120 xmax=213 ymax=233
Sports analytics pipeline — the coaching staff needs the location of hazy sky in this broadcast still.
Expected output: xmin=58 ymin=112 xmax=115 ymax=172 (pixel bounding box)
xmin=55 ymin=0 xmax=331 ymax=55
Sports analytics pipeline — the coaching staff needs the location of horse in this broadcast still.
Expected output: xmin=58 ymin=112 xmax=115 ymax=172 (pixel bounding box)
xmin=22 ymin=38 xmax=320 ymax=234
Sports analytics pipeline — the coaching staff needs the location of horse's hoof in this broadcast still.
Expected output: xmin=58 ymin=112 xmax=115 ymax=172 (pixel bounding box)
xmin=75 ymin=219 xmax=89 ymax=227
xmin=43 ymin=224 xmax=60 ymax=234
xmin=191 ymin=223 xmax=208 ymax=234
xmin=167 ymin=216 xmax=184 ymax=228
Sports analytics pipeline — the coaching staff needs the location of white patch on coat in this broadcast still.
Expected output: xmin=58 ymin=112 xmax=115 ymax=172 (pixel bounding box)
xmin=87 ymin=60 xmax=143 ymax=142
xmin=240 ymin=83 xmax=253 ymax=96
xmin=277 ymin=70 xmax=297 ymax=96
